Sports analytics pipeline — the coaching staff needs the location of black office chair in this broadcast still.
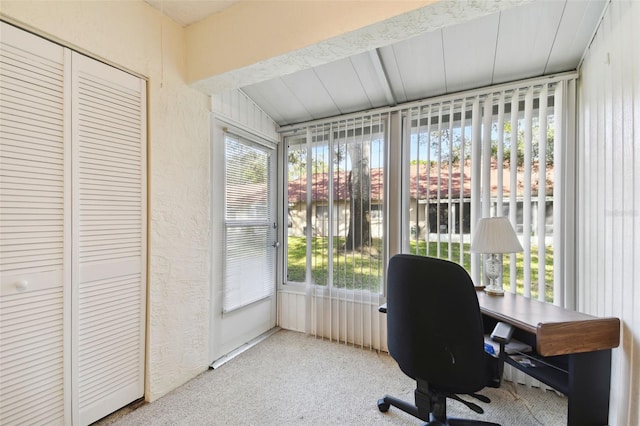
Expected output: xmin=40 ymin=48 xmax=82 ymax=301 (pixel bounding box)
xmin=378 ymin=254 xmax=502 ymax=426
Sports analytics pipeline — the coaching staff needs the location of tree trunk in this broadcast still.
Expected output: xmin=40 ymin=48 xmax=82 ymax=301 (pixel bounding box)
xmin=344 ymin=141 xmax=371 ymax=251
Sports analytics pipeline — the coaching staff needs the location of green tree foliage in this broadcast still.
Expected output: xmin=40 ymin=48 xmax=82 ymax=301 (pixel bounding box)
xmin=287 ymin=148 xmax=306 ymax=180
xmin=499 ymin=116 xmax=555 ymax=168
xmin=419 ymin=113 xmax=556 ymax=169
xmin=227 ymin=141 xmax=268 ymax=184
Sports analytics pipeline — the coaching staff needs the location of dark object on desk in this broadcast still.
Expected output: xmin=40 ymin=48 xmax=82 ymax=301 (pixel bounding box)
xmin=490 ymin=322 xmax=514 ymax=344
xmin=377 ymin=254 xmax=501 ymax=425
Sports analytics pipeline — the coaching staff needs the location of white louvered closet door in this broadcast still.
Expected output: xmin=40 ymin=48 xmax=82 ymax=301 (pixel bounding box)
xmin=1 ymin=22 xmax=146 ymax=426
xmin=0 ymin=23 xmax=70 ymax=425
xmin=70 ymin=53 xmax=146 ymax=426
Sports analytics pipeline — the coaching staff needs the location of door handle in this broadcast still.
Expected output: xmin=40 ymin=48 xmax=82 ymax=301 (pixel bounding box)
xmin=272 ymin=241 xmax=281 ymax=248
xmin=15 ymin=280 xmax=28 ymax=292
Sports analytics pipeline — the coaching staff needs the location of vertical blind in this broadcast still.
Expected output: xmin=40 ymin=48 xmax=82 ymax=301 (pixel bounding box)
xmin=223 ymin=134 xmax=275 ymax=313
xmin=406 ymin=80 xmax=571 ymax=303
xmin=281 ymin=74 xmax=575 ymax=352
xmin=403 ymin=78 xmax=574 ymax=390
xmin=285 ymin=115 xmax=387 ymax=348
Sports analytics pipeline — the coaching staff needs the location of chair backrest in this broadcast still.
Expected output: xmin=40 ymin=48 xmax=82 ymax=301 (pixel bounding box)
xmin=386 ymin=254 xmax=488 ymax=394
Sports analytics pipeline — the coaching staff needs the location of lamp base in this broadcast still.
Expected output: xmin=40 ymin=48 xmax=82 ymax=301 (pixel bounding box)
xmin=484 ymin=286 xmax=504 ymax=296
xmin=484 ymin=254 xmax=504 ymax=296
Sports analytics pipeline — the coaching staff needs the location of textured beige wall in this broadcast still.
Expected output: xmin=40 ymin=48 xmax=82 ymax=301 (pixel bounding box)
xmin=0 ymin=1 xmax=212 ymax=401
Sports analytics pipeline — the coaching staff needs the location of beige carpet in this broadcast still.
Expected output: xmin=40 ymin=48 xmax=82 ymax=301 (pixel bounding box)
xmin=95 ymin=329 xmax=566 ymax=425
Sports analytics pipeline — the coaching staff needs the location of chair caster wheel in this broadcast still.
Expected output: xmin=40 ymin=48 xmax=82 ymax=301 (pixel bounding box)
xmin=377 ymin=398 xmax=390 ymax=412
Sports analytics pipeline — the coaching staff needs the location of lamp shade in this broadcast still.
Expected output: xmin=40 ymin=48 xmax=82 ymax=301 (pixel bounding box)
xmin=470 ymin=217 xmax=523 ymax=254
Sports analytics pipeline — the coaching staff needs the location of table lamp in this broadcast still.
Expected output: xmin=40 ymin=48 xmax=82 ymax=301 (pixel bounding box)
xmin=470 ymin=216 xmax=523 ymax=296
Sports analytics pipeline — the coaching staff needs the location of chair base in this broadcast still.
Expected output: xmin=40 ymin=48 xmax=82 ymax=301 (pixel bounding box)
xmin=377 ymin=395 xmax=500 ymax=426
xmin=378 ymin=395 xmax=424 ymax=421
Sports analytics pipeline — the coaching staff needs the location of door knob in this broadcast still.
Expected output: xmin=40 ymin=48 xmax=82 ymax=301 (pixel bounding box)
xmin=272 ymin=241 xmax=281 ymax=248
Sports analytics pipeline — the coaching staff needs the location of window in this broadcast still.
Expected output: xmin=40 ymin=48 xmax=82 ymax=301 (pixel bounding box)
xmin=285 ymin=116 xmax=386 ymax=293
xmin=280 ymin=77 xmax=574 ymax=346
xmin=370 ymin=203 xmax=383 ymax=221
xmin=404 ymin=80 xmax=573 ymax=303
xmin=224 ymin=134 xmax=275 ymax=312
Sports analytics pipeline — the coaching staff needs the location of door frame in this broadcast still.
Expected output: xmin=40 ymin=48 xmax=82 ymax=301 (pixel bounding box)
xmin=209 ymin=118 xmax=280 ymax=364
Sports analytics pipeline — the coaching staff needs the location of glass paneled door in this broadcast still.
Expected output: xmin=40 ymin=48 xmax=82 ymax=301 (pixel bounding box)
xmin=211 ymin=131 xmax=277 ymax=363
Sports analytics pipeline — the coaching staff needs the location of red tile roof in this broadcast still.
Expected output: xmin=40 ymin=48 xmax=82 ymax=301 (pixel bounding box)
xmin=288 ymin=161 xmax=551 ymax=203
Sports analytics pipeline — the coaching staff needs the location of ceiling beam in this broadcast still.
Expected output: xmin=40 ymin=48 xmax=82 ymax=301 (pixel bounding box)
xmin=369 ymin=49 xmax=396 ymax=107
xmin=187 ymin=0 xmax=537 ymax=94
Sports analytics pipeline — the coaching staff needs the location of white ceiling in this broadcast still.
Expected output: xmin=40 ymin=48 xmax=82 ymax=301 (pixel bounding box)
xmin=147 ymin=0 xmax=608 ymax=127
xmin=145 ymin=0 xmax=240 ymax=26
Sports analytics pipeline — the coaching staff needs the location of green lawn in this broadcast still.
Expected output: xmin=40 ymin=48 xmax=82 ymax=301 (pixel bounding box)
xmin=287 ymin=236 xmax=555 ymax=302
xmin=287 ymin=236 xmax=383 ymax=291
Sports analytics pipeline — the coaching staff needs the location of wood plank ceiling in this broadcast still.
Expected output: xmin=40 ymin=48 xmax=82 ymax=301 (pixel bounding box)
xmin=147 ymin=0 xmax=608 ymax=127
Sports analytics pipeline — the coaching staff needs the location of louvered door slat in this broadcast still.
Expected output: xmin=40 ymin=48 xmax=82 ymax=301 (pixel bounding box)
xmin=2 ymin=150 xmax=64 ymax=172
xmin=0 ymin=293 xmax=65 ymax=425
xmin=79 ymin=152 xmax=139 ymax=169
xmin=81 ymin=202 xmax=140 ymax=211
xmin=1 ymin=186 xmax=63 ymax=199
xmin=77 ymin=122 xmax=140 ymax=142
xmin=3 ymin=365 xmax=64 ymax=399
xmin=1 ymin=147 xmax=63 ymax=165
xmin=1 ymin=207 xmax=63 ymax=217
xmin=2 ymin=329 xmax=63 ymax=363
xmin=79 ymin=324 xmax=139 ymax=355
xmin=78 ymin=76 xmax=139 ymax=109
xmin=1 ymin=246 xmax=63 ymax=261
xmin=80 ymin=156 xmax=140 ymax=172
xmin=79 ymin=228 xmax=138 ymax=238
xmin=0 ymin=97 xmax=64 ymax=125
xmin=3 ymin=385 xmax=65 ymax=425
xmin=0 ymin=22 xmax=67 ymax=426
xmin=2 ymin=225 xmax=63 ymax=237
xmin=80 ymin=155 xmax=140 ymax=172
xmin=0 ymin=44 xmax=65 ymax=81
xmin=0 ymin=292 xmax=64 ymax=315
xmin=0 ymin=78 xmax=65 ymax=108
xmin=76 ymin=133 xmax=140 ymax=154
xmin=79 ymin=168 xmax=139 ymax=183
xmin=0 ymin=125 xmax=65 ymax=147
xmin=72 ymin=52 xmax=146 ymax=426
xmin=0 ymin=88 xmax=63 ymax=114
xmin=0 ymin=68 xmax=64 ymax=102
xmin=80 ymin=363 xmax=138 ymax=402
xmin=78 ymin=102 xmax=139 ymax=128
xmin=2 ymin=335 xmax=64 ymax=367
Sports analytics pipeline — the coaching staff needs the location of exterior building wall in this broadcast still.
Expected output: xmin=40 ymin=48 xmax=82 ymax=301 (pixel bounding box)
xmin=289 ymin=198 xmax=552 ymax=240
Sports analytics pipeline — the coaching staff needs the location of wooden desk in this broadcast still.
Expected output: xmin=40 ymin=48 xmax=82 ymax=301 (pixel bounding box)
xmin=477 ymin=291 xmax=620 ymax=426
